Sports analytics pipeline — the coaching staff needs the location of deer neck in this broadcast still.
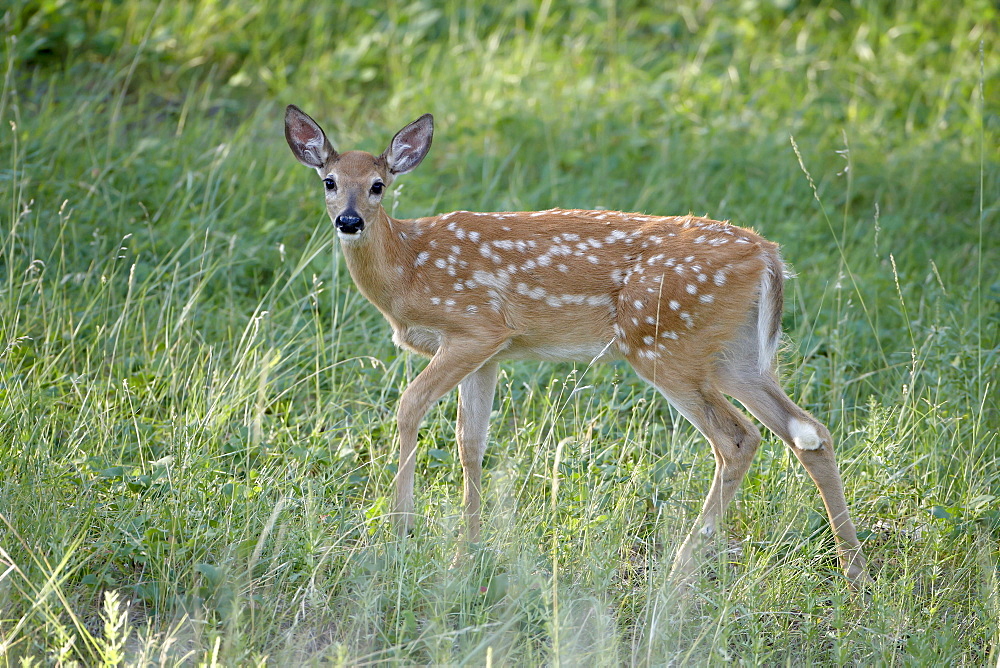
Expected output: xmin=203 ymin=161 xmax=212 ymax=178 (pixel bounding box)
xmin=338 ymin=208 xmax=409 ymax=316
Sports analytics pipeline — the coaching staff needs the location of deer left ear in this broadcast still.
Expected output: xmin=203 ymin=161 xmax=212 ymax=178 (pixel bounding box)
xmin=285 ymin=105 xmax=336 ymax=170
xmin=382 ymin=114 xmax=433 ymax=176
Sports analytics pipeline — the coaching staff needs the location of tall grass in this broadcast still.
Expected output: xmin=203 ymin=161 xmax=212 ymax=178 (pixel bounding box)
xmin=1 ymin=1 xmax=997 ymax=664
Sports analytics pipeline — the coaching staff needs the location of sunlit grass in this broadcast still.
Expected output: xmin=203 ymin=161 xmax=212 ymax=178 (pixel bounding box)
xmin=1 ymin=1 xmax=997 ymax=664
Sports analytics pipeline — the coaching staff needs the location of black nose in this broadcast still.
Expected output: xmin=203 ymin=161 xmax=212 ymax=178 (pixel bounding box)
xmin=335 ymin=214 xmax=364 ymax=234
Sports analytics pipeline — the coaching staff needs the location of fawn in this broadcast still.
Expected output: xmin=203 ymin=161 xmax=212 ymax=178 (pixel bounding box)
xmin=284 ymin=105 xmax=870 ymax=588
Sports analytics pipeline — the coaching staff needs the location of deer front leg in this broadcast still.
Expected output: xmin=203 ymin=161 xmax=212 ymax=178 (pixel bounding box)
xmin=393 ymin=339 xmax=506 ymax=535
xmin=456 ymin=362 xmax=499 ymax=544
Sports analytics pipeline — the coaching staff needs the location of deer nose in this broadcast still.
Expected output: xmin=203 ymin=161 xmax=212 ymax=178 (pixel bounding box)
xmin=335 ymin=213 xmax=364 ymax=234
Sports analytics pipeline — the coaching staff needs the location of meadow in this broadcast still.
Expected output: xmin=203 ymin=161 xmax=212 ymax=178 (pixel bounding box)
xmin=1 ymin=0 xmax=998 ymax=664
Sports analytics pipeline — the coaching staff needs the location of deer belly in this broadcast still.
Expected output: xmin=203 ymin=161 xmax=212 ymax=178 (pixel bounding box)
xmin=392 ymin=326 xmax=443 ymax=356
xmin=499 ymin=338 xmax=622 ymax=363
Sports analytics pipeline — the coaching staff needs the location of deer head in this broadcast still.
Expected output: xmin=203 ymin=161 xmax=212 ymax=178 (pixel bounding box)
xmin=284 ymin=105 xmax=433 ymax=237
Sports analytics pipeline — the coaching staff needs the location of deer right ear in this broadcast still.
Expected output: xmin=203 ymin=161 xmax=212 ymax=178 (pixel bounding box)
xmin=285 ymin=105 xmax=336 ymax=170
xmin=383 ymin=114 xmax=434 ymax=176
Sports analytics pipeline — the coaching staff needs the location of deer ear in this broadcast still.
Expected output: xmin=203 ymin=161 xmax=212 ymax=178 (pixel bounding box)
xmin=285 ymin=105 xmax=336 ymax=170
xmin=382 ymin=114 xmax=433 ymax=176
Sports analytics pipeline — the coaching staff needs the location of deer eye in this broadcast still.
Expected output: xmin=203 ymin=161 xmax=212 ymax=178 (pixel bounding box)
xmin=323 ymin=177 xmax=336 ymax=191
xmin=370 ymin=182 xmax=385 ymax=196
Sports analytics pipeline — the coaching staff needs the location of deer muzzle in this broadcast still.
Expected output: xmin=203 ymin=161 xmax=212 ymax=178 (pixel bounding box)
xmin=335 ymin=211 xmax=364 ymax=235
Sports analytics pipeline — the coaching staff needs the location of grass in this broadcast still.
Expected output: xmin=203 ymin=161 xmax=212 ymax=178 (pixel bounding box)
xmin=1 ymin=0 xmax=998 ymax=664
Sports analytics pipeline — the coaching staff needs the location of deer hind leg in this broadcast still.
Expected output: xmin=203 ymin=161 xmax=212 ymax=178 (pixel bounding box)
xmin=718 ymin=364 xmax=871 ymax=588
xmin=456 ymin=362 xmax=499 ymax=544
xmin=629 ymin=358 xmax=762 ymax=585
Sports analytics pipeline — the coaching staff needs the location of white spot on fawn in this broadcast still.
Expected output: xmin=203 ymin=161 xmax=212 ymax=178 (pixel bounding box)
xmin=415 ymin=251 xmax=430 ymax=267
xmin=472 ymin=269 xmax=510 ymax=290
xmin=516 ymin=282 xmax=547 ymax=300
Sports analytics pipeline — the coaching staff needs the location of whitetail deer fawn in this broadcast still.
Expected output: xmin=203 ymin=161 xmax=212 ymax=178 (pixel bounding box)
xmin=284 ymin=105 xmax=870 ymax=589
